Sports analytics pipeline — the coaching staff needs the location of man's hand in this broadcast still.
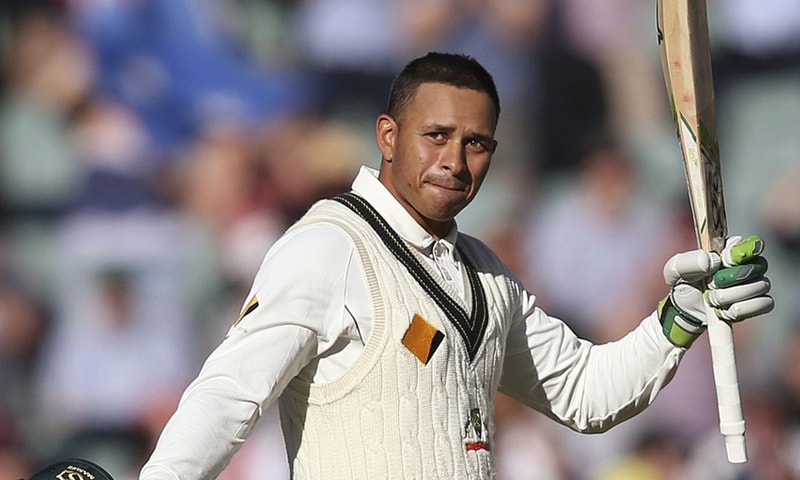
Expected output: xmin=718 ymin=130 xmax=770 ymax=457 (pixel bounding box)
xmin=658 ymin=235 xmax=774 ymax=347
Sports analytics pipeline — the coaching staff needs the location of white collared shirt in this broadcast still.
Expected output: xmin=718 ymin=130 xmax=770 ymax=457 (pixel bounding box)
xmin=140 ymin=166 xmax=681 ymax=480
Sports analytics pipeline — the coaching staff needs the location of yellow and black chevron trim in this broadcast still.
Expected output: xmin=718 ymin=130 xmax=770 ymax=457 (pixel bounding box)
xmin=333 ymin=192 xmax=488 ymax=362
xmin=234 ymin=295 xmax=259 ymax=327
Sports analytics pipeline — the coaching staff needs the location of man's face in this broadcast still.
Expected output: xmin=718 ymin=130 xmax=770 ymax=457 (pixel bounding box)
xmin=376 ymin=82 xmax=498 ymax=238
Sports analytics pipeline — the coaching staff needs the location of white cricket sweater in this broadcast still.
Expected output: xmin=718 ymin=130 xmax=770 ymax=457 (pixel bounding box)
xmin=279 ymin=197 xmax=515 ymax=480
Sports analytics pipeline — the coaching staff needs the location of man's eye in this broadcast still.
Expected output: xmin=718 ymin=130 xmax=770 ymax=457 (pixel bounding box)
xmin=427 ymin=132 xmax=446 ymax=142
xmin=467 ymin=139 xmax=487 ymax=152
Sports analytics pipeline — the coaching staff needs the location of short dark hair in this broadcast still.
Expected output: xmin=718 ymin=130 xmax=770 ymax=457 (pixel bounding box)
xmin=385 ymin=52 xmax=501 ymax=123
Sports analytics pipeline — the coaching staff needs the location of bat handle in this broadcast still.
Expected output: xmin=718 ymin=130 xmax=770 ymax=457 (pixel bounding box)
xmin=705 ymin=302 xmax=747 ymax=463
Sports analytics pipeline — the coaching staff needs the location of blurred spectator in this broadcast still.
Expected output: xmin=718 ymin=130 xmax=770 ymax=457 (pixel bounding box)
xmin=520 ymin=133 xmax=671 ymax=341
xmin=63 ymin=0 xmax=318 ymax=154
xmin=760 ymin=158 xmax=800 ymax=257
xmin=166 ymin=115 xmax=366 ymax=298
xmin=69 ymin=96 xmax=165 ymax=213
xmin=257 ymin=117 xmax=368 ymax=223
xmin=776 ymin=326 xmax=800 ymax=479
xmin=288 ymin=0 xmax=403 ymax=125
xmin=493 ymin=393 xmax=570 ymax=480
xmin=0 ymin=278 xmax=49 ymax=471
xmin=682 ymin=391 xmax=795 ymax=480
xmin=0 ymin=9 xmax=91 ymax=218
xmin=533 ymin=42 xmax=608 ymax=179
xmin=550 ymin=0 xmax=666 ymax=168
xmin=712 ymin=0 xmax=800 ymax=96
xmin=590 ymin=429 xmax=688 ymax=480
xmin=759 ymin=160 xmax=800 ymax=375
xmin=164 ymin=122 xmax=284 ymax=339
xmin=542 ymin=0 xmax=687 ymax=209
xmin=33 ymin=210 xmax=201 ymax=477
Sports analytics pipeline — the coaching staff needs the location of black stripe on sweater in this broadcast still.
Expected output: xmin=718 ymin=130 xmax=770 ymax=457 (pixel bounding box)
xmin=332 ymin=192 xmax=488 ymax=361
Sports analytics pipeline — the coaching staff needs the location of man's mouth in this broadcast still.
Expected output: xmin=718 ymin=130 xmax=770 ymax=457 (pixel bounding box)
xmin=427 ymin=176 xmax=468 ymax=192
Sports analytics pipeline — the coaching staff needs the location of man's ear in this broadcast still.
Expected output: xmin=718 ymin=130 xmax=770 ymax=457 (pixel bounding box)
xmin=376 ymin=114 xmax=397 ymax=162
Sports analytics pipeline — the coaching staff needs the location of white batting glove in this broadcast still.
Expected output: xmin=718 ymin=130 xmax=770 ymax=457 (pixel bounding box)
xmin=658 ymin=235 xmax=774 ymax=347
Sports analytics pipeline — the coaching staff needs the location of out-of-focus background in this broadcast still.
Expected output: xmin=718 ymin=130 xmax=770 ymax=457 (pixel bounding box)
xmin=0 ymin=0 xmax=797 ymax=479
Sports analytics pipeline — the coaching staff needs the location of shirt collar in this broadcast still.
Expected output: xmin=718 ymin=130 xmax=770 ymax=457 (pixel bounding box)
xmin=351 ymin=166 xmax=459 ymax=251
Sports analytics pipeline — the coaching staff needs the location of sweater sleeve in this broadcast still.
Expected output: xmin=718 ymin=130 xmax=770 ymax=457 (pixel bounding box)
xmin=499 ymin=289 xmax=685 ymax=433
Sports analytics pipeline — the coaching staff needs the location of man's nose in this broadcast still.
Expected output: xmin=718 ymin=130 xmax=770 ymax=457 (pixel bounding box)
xmin=441 ymin=141 xmax=468 ymax=173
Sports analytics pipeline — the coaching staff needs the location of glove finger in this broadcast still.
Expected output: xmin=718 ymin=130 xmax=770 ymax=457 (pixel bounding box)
xmin=715 ymin=295 xmax=775 ymax=322
xmin=722 ymin=235 xmax=765 ymax=267
xmin=712 ymin=257 xmax=768 ymax=288
xmin=663 ymin=250 xmax=720 ymax=286
xmin=706 ymin=277 xmax=771 ymax=307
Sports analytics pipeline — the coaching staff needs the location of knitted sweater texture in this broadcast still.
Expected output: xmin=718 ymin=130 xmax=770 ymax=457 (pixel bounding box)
xmin=279 ymin=199 xmax=517 ymax=480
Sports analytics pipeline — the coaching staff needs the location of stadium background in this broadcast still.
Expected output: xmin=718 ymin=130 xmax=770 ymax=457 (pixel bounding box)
xmin=0 ymin=1 xmax=798 ymax=478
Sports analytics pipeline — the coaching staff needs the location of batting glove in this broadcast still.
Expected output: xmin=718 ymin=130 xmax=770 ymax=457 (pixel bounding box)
xmin=658 ymin=235 xmax=774 ymax=347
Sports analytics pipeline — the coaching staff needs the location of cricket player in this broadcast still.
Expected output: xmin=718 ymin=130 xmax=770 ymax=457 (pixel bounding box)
xmin=139 ymin=52 xmax=774 ymax=479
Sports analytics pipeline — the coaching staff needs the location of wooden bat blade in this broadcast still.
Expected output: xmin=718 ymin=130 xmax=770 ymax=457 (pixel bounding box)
xmin=657 ymin=0 xmax=746 ymax=464
xmin=658 ymin=0 xmax=727 ymax=253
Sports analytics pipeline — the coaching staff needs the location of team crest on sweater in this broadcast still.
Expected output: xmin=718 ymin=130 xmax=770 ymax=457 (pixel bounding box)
xmin=463 ymin=408 xmax=489 ymax=451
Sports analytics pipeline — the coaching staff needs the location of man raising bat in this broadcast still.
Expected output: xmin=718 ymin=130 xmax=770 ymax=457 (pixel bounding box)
xmin=139 ymin=52 xmax=773 ymax=480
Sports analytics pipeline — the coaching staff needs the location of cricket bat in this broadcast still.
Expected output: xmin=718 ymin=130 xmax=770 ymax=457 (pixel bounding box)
xmin=656 ymin=0 xmax=747 ymax=463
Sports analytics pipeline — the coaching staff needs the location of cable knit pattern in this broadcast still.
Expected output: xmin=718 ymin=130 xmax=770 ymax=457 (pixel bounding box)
xmin=278 ymin=199 xmax=517 ymax=480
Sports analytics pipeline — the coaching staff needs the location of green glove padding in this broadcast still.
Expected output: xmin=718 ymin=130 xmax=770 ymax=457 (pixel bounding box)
xmin=658 ymin=235 xmax=774 ymax=348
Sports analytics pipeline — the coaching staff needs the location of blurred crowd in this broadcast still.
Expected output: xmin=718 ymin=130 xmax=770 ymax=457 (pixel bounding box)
xmin=0 ymin=0 xmax=798 ymax=479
